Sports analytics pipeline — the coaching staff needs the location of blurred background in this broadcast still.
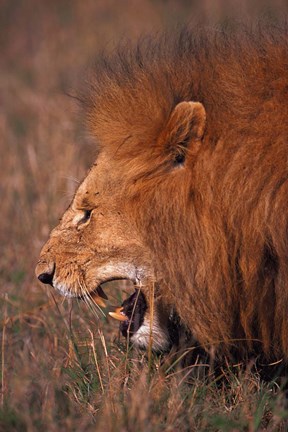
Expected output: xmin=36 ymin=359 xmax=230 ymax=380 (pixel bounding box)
xmin=1 ymin=1 xmax=288 ymax=430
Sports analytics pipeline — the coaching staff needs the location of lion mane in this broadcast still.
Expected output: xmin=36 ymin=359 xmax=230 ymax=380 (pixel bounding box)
xmin=37 ymin=23 xmax=288 ymax=361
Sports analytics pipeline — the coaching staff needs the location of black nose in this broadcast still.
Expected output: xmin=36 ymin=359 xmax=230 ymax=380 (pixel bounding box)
xmin=38 ymin=271 xmax=54 ymax=285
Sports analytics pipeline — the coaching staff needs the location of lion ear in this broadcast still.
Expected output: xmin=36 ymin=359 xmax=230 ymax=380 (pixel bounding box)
xmin=161 ymin=101 xmax=206 ymax=164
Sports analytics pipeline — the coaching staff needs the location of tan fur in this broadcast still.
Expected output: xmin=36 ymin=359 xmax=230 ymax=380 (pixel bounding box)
xmin=36 ymin=24 xmax=288 ymax=360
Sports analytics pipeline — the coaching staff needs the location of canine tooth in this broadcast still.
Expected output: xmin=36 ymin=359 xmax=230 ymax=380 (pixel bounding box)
xmin=108 ymin=311 xmax=128 ymax=322
xmin=90 ymin=292 xmax=106 ymax=308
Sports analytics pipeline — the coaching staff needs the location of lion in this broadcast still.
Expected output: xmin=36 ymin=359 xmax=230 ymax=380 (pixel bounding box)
xmin=36 ymin=23 xmax=288 ymax=362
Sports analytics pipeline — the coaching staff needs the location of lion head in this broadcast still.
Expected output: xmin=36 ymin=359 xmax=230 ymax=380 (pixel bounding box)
xmin=35 ymin=150 xmax=173 ymax=350
xmin=36 ymin=26 xmax=288 ymax=360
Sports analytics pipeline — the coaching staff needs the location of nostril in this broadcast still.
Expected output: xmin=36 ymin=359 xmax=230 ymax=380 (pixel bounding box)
xmin=38 ymin=272 xmax=54 ymax=285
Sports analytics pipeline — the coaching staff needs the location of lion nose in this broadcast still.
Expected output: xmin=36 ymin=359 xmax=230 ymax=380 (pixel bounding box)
xmin=36 ymin=260 xmax=55 ymax=286
xmin=38 ymin=271 xmax=54 ymax=285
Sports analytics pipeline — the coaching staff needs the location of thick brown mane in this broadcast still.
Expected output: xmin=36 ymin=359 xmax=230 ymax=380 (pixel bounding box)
xmin=76 ymin=23 xmax=288 ymax=360
xmin=82 ymin=23 xmax=287 ymax=151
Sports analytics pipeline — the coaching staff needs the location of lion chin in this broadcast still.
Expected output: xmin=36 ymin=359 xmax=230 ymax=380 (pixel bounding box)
xmin=36 ymin=23 xmax=288 ymax=363
xmin=36 ymin=257 xmax=172 ymax=352
xmin=36 ymin=233 xmax=172 ymax=351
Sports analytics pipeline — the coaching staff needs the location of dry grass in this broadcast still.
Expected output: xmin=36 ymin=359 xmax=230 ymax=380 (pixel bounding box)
xmin=1 ymin=1 xmax=288 ymax=430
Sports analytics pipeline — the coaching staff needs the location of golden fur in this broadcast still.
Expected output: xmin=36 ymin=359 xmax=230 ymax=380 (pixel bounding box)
xmin=36 ymin=23 xmax=288 ymax=360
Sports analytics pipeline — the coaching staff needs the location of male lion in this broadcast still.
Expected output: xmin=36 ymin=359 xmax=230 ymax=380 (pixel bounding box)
xmin=36 ymin=24 xmax=288 ymax=362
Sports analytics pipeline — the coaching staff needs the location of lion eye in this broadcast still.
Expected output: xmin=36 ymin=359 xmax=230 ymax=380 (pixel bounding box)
xmin=80 ymin=209 xmax=92 ymax=224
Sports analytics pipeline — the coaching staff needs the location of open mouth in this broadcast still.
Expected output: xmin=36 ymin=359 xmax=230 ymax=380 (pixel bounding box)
xmin=117 ymin=289 xmax=147 ymax=337
xmin=83 ymin=278 xmax=130 ymax=317
xmin=84 ymin=278 xmax=147 ymax=335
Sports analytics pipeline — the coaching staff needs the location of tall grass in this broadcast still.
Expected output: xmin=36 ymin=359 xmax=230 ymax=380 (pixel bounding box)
xmin=1 ymin=1 xmax=288 ymax=430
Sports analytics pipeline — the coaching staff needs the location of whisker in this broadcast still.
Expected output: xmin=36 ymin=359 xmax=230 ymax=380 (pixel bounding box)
xmin=78 ymin=277 xmax=106 ymax=318
xmin=78 ymin=278 xmax=95 ymax=315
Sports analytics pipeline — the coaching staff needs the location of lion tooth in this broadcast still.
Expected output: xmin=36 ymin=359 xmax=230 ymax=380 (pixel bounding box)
xmin=90 ymin=292 xmax=106 ymax=308
xmin=108 ymin=310 xmax=128 ymax=322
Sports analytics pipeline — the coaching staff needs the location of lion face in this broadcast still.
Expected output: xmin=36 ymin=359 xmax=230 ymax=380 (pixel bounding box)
xmin=35 ymin=153 xmax=173 ymax=351
xmin=35 ymin=152 xmax=154 ymax=300
xmin=35 ymin=100 xmax=206 ymax=351
xmin=36 ymin=100 xmax=205 ymax=304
